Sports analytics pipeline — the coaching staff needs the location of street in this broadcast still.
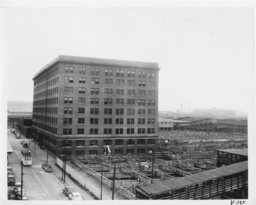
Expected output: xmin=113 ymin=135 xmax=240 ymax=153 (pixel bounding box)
xmin=7 ymin=129 xmax=95 ymax=200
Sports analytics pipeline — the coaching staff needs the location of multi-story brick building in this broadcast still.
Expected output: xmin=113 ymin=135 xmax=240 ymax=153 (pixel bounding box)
xmin=32 ymin=55 xmax=159 ymax=157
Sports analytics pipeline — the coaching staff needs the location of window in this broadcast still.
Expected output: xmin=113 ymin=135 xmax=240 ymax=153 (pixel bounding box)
xmin=103 ymin=129 xmax=112 ymax=134
xmin=90 ymin=108 xmax=99 ymax=114
xmin=77 ymin=129 xmax=84 ymax=134
xmin=127 ymin=108 xmax=135 ymax=115
xmin=148 ymin=109 xmax=155 ymax=115
xmin=116 ymin=79 xmax=125 ymax=86
xmin=116 ymin=99 xmax=124 ymax=105
xmin=64 ymin=107 xmax=73 ymax=114
xmin=90 ymin=98 xmax=99 ymax=104
xmin=148 ymin=90 xmax=156 ymax=96
xmin=138 ymin=72 xmax=146 ymax=78
xmin=91 ymin=78 xmax=99 ymax=85
xmin=126 ymin=128 xmax=135 ymax=134
xmin=127 ymin=139 xmax=135 ymax=145
xmin=148 ymin=81 xmax=155 ymax=87
xmin=127 ymin=89 xmax=135 ymax=95
xmin=78 ymin=107 xmax=85 ymax=114
xmin=63 ymin=128 xmax=72 ymax=135
xmin=78 ymin=118 xmax=85 ymax=124
xmin=64 ymin=67 xmax=74 ymax=73
xmin=64 ymin=97 xmax=73 ymax=104
xmin=127 ymin=80 xmax=135 ymax=86
xmin=127 ymin=71 xmax=135 ymax=78
xmin=105 ymin=69 xmax=113 ymax=76
xmin=89 ymin=129 xmax=98 ymax=135
xmin=116 ymin=70 xmax=124 ymax=77
xmin=138 ymin=109 xmax=145 ymax=115
xmin=104 ymin=118 xmax=112 ymax=124
xmin=104 ymin=88 xmax=113 ymax=94
xmin=116 ymin=89 xmax=124 ymax=95
xmin=105 ymin=79 xmax=113 ymax=85
xmin=138 ymin=128 xmax=146 ymax=134
xmin=104 ymin=108 xmax=112 ymax=115
xmin=147 ymin=128 xmax=155 ymax=134
xmin=79 ymin=77 xmax=86 ymax=83
xmin=115 ymin=139 xmax=123 ymax=145
xmin=147 ymin=139 xmax=155 ymax=144
xmin=64 ymin=86 xmax=73 ymax=93
xmin=127 ymin=99 xmax=135 ymax=105
xmin=138 ymin=118 xmax=146 ymax=125
xmin=90 ymin=118 xmax=98 ymax=124
xmin=116 ymin=108 xmax=124 ymax=115
xmin=127 ymin=118 xmax=135 ymax=125
xmin=89 ymin=140 xmax=98 ymax=146
xmin=78 ymin=87 xmax=86 ymax=94
xmin=148 ymin=73 xmax=156 ymax=79
xmin=127 ymin=149 xmax=134 ymax=153
xmin=79 ymin=67 xmax=86 ymax=74
xmin=138 ymin=90 xmax=146 ymax=96
xmin=91 ymin=88 xmax=99 ymax=95
xmin=91 ymin=68 xmax=99 ymax=75
xmin=63 ymin=118 xmax=72 ymax=125
xmin=148 ymin=100 xmax=155 ymax=106
xmin=115 ymin=118 xmax=124 ymax=125
xmin=65 ymin=76 xmax=74 ymax=83
xmin=79 ymin=97 xmax=86 ymax=103
xmin=76 ymin=140 xmax=85 ymax=146
xmin=138 ymin=99 xmax=146 ymax=106
xmin=147 ymin=118 xmax=155 ymax=124
xmin=115 ymin=128 xmax=123 ymax=134
xmin=104 ymin=98 xmax=113 ymax=105
xmin=138 ymin=81 xmax=146 ymax=87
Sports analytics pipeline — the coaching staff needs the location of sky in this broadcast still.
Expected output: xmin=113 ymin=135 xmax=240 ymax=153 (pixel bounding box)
xmin=1 ymin=8 xmax=254 ymax=114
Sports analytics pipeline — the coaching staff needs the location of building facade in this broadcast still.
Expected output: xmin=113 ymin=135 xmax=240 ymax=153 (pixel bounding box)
xmin=32 ymin=55 xmax=159 ymax=157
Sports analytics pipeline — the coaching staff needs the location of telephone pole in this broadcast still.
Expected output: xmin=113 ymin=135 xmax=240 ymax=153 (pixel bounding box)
xmin=100 ymin=160 xmax=103 ymax=200
xmin=112 ymin=164 xmax=116 ymax=200
xmin=20 ymin=161 xmax=23 ymax=200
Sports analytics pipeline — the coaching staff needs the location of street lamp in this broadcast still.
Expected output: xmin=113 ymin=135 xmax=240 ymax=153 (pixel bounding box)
xmin=149 ymin=150 xmax=155 ymax=184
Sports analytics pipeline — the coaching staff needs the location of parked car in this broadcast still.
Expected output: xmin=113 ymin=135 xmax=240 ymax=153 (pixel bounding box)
xmin=68 ymin=192 xmax=82 ymax=200
xmin=41 ymin=163 xmax=53 ymax=173
xmin=62 ymin=185 xmax=75 ymax=197
xmin=15 ymin=190 xmax=28 ymax=200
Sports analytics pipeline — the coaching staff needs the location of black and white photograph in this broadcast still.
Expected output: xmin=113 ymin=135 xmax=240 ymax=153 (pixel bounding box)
xmin=1 ymin=1 xmax=255 ymax=204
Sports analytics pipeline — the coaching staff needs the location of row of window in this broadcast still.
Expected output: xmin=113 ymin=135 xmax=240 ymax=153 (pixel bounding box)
xmin=64 ymin=107 xmax=155 ymax=115
xmin=34 ymin=97 xmax=58 ymax=106
xmin=64 ymin=87 xmax=156 ymax=96
xmin=34 ymin=77 xmax=59 ymax=93
xmin=64 ymin=76 xmax=155 ymax=87
xmin=34 ymin=87 xmax=59 ymax=99
xmin=63 ymin=128 xmax=156 ymax=135
xmin=34 ymin=66 xmax=59 ymax=86
xmin=63 ymin=97 xmax=156 ymax=106
xmin=63 ymin=117 xmax=155 ymax=125
xmin=64 ymin=66 xmax=156 ymax=79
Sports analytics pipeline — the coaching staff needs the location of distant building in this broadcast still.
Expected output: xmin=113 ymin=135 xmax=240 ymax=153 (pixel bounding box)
xmin=32 ymin=55 xmax=160 ymax=157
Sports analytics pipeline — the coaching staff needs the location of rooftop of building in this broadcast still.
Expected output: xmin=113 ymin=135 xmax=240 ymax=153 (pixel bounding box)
xmin=34 ymin=55 xmax=160 ymax=80
xmin=136 ymin=160 xmax=248 ymax=196
xmin=216 ymin=148 xmax=248 ymax=156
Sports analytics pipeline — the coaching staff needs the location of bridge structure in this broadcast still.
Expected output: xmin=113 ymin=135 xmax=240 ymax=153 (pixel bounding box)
xmin=135 ymin=149 xmax=248 ymax=199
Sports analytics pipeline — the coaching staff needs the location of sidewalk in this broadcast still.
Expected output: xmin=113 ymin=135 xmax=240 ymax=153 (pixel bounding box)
xmin=27 ymin=136 xmax=125 ymax=200
xmin=62 ymin=161 xmax=125 ymax=200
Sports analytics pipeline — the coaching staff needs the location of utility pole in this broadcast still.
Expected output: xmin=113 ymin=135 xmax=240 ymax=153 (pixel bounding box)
xmin=149 ymin=149 xmax=155 ymax=184
xmin=112 ymin=164 xmax=116 ymax=200
xmin=20 ymin=161 xmax=23 ymax=200
xmin=100 ymin=160 xmax=103 ymax=200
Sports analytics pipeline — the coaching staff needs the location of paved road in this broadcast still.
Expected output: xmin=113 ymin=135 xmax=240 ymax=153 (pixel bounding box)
xmin=8 ymin=129 xmax=95 ymax=200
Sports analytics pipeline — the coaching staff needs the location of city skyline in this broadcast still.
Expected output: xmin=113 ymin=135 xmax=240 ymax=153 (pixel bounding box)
xmin=2 ymin=8 xmax=253 ymax=114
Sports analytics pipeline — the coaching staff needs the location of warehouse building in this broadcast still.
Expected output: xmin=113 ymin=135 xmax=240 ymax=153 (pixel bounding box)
xmin=32 ymin=55 xmax=159 ymax=157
